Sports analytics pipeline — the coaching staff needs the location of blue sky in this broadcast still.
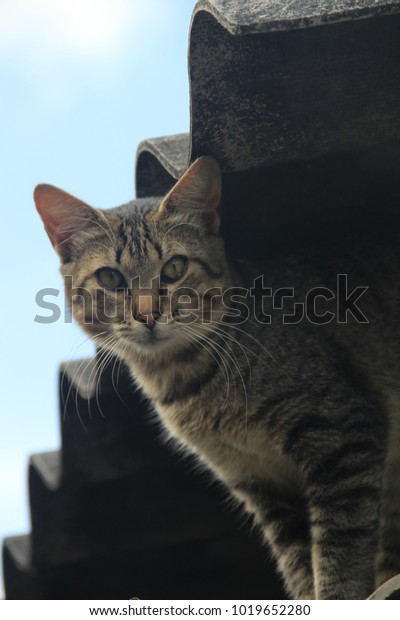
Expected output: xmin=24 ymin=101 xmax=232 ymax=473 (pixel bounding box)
xmin=0 ymin=0 xmax=195 ymax=596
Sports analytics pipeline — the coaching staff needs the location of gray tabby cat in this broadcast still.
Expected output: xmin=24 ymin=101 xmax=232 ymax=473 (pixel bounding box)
xmin=35 ymin=157 xmax=400 ymax=599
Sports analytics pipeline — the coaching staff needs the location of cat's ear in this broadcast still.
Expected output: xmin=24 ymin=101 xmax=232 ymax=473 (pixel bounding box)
xmin=34 ymin=184 xmax=107 ymax=261
xmin=157 ymin=156 xmax=221 ymax=232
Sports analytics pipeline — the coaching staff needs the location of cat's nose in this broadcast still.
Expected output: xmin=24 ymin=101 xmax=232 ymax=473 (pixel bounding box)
xmin=133 ymin=309 xmax=161 ymax=330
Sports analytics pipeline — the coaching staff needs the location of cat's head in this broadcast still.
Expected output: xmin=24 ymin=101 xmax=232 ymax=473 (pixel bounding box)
xmin=35 ymin=157 xmax=234 ymax=364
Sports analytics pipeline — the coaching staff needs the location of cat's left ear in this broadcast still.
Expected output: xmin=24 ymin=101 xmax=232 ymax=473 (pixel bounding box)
xmin=157 ymin=156 xmax=221 ymax=232
xmin=34 ymin=184 xmax=108 ymax=262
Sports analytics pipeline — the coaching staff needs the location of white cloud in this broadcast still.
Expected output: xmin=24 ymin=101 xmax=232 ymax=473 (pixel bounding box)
xmin=0 ymin=0 xmax=153 ymax=58
xmin=0 ymin=0 xmax=174 ymax=110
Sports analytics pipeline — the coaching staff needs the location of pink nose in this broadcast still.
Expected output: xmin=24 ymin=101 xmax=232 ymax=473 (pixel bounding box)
xmin=133 ymin=308 xmax=160 ymax=329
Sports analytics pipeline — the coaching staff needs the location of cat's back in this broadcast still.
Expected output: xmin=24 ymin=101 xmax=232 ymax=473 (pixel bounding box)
xmin=232 ymin=234 xmax=400 ymax=392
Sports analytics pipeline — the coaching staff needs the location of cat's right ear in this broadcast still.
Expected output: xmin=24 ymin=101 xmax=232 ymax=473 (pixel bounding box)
xmin=156 ymin=156 xmax=222 ymax=232
xmin=34 ymin=184 xmax=107 ymax=261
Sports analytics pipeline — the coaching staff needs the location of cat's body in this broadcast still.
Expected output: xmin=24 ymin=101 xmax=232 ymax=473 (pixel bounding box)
xmin=35 ymin=157 xmax=400 ymax=599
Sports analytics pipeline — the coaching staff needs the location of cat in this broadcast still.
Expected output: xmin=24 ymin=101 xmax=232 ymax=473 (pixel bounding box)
xmin=34 ymin=156 xmax=400 ymax=599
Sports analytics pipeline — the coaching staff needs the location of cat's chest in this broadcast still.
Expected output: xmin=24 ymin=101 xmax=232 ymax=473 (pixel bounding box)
xmin=132 ymin=358 xmax=305 ymax=489
xmin=157 ymin=397 xmax=304 ymax=491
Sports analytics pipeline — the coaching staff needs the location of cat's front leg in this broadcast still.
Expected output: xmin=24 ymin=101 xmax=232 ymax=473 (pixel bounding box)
xmin=277 ymin=386 xmax=388 ymax=599
xmin=232 ymin=480 xmax=315 ymax=599
xmin=307 ymin=446 xmax=384 ymax=599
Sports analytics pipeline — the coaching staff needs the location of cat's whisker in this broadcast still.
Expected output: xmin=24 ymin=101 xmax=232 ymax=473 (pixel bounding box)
xmin=94 ymin=336 xmax=132 ymax=417
xmin=172 ymin=324 xmax=236 ymax=408
xmin=197 ymin=320 xmax=253 ymax=387
xmin=89 ymin=333 xmax=125 ymax=419
xmin=84 ymin=347 xmax=108 ymax=422
xmin=64 ymin=355 xmax=98 ymax=432
xmin=179 ymin=324 xmax=232 ymax=407
xmin=73 ymin=333 xmax=115 ymax=423
xmin=97 ymin=215 xmax=118 ymax=245
xmin=184 ymin=322 xmax=238 ymax=405
xmin=214 ymin=313 xmax=281 ymax=369
xmin=61 ymin=346 xmax=98 ymax=425
xmin=187 ymin=322 xmax=250 ymax=429
xmin=210 ymin=317 xmax=259 ymax=385
xmin=59 ymin=332 xmax=97 ymax=404
xmin=116 ymin=352 xmax=124 ymax=386
xmin=109 ymin=350 xmax=130 ymax=411
xmin=161 ymin=221 xmax=208 ymax=245
xmin=98 ymin=336 xmax=132 ymax=412
xmin=163 ymin=240 xmax=187 ymax=254
xmin=77 ymin=214 xmax=117 ymax=246
xmin=92 ymin=347 xmax=114 ymax=419
xmin=182 ymin=322 xmax=245 ymax=412
xmin=61 ymin=331 xmax=111 ymax=432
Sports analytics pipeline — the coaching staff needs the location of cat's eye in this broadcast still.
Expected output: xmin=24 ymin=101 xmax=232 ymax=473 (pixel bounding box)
xmin=96 ymin=267 xmax=127 ymax=290
xmin=161 ymin=255 xmax=188 ymax=283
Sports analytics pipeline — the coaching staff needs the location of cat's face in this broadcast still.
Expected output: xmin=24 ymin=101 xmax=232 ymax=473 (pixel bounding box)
xmin=35 ymin=157 xmax=233 ymax=364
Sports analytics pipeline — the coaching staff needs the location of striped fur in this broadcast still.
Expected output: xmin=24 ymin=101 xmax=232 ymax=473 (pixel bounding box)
xmin=35 ymin=158 xmax=400 ymax=599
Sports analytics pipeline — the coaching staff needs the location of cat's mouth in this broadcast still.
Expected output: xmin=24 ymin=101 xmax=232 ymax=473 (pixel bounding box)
xmin=117 ymin=324 xmax=171 ymax=351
